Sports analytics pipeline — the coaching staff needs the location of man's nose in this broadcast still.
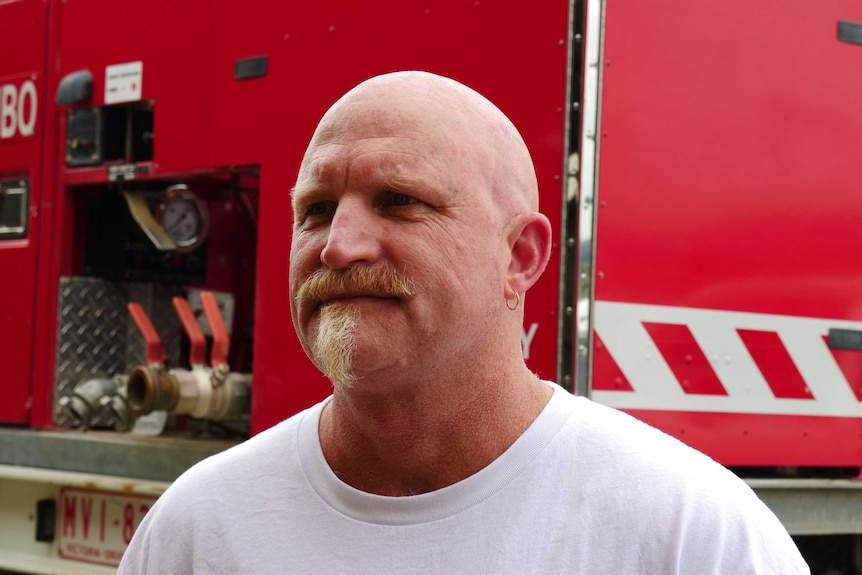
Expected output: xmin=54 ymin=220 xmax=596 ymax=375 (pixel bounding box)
xmin=320 ymin=202 xmax=383 ymax=269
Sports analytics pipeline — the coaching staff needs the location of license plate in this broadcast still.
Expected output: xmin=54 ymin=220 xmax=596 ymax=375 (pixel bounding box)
xmin=58 ymin=487 xmax=158 ymax=567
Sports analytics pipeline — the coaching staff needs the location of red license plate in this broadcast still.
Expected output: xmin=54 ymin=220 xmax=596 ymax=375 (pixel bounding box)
xmin=58 ymin=487 xmax=158 ymax=567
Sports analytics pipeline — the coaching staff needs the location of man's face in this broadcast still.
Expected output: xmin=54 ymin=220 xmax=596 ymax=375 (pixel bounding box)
xmin=289 ymin=95 xmax=508 ymax=390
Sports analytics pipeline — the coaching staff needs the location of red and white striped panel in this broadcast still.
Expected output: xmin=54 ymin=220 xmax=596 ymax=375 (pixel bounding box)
xmin=592 ymin=301 xmax=862 ymax=418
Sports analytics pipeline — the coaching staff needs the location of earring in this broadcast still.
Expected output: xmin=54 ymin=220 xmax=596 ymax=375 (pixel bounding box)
xmin=506 ymin=291 xmax=520 ymax=311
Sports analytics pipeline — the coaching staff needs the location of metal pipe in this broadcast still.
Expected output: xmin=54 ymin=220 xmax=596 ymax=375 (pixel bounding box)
xmin=58 ymin=377 xmax=119 ymax=429
xmin=127 ymin=365 xmax=250 ymax=420
xmin=127 ymin=365 xmax=180 ymax=415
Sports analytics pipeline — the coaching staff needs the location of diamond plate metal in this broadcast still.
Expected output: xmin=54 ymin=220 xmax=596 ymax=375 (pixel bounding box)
xmin=54 ymin=277 xmax=181 ymax=428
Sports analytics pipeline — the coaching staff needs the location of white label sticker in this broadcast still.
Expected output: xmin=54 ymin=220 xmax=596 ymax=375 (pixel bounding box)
xmin=105 ymin=61 xmax=142 ymax=104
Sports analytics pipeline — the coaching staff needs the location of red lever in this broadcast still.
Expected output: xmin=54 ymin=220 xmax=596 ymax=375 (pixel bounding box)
xmin=201 ymin=291 xmax=230 ymax=367
xmin=127 ymin=303 xmax=166 ymax=365
xmin=172 ymin=297 xmax=207 ymax=366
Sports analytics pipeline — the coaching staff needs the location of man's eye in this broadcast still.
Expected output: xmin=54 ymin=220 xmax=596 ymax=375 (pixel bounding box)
xmin=387 ymin=193 xmax=417 ymax=207
xmin=306 ymin=201 xmax=330 ymax=216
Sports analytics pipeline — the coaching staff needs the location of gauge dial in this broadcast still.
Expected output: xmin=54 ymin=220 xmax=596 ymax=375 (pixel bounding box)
xmin=155 ymin=184 xmax=209 ymax=252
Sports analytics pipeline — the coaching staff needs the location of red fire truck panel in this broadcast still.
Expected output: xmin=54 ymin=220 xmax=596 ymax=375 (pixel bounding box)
xmin=593 ymin=0 xmax=862 ymax=465
xmin=0 ymin=0 xmax=49 ymax=424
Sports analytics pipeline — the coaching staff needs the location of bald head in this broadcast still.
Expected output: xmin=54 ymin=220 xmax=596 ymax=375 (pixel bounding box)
xmin=298 ymin=71 xmax=539 ymax=218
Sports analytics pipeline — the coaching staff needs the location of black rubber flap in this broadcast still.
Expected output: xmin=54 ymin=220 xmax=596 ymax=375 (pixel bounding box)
xmin=828 ymin=328 xmax=862 ymax=350
xmin=235 ymin=56 xmax=268 ymax=80
xmin=56 ymin=70 xmax=93 ymax=105
xmin=838 ymin=20 xmax=862 ymax=46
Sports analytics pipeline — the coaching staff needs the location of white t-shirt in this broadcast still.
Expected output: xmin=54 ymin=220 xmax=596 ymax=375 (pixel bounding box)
xmin=119 ymin=383 xmax=809 ymax=574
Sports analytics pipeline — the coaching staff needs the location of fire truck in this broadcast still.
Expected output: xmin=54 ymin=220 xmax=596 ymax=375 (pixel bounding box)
xmin=1 ymin=0 xmax=861 ymax=572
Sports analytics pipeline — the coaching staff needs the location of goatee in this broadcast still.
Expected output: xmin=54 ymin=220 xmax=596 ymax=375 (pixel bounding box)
xmin=315 ymin=302 xmax=360 ymax=391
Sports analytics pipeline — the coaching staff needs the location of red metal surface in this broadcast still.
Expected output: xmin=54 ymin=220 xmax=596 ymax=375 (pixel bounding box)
xmin=642 ymin=322 xmax=728 ymax=396
xmin=629 ymin=410 xmax=862 ymax=467
xmin=592 ymin=333 xmax=634 ymax=392
xmin=0 ymin=0 xmax=49 ymax=424
xmin=597 ymin=0 xmax=862 ymax=316
xmin=595 ymin=0 xmax=862 ymax=465
xmin=738 ymin=329 xmax=814 ymax=400
xmin=28 ymin=0 xmax=64 ymax=428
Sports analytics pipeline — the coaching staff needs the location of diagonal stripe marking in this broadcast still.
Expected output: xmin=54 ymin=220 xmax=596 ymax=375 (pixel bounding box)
xmin=592 ymin=332 xmax=634 ymax=392
xmin=642 ymin=322 xmax=728 ymax=396
xmin=823 ymin=335 xmax=862 ymax=402
xmin=737 ymin=329 xmax=814 ymax=399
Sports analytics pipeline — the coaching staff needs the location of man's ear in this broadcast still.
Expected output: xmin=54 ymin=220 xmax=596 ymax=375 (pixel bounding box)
xmin=505 ymin=212 xmax=553 ymax=298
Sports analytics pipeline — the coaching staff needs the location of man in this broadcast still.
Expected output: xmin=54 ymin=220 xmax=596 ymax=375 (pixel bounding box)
xmin=119 ymin=71 xmax=809 ymax=573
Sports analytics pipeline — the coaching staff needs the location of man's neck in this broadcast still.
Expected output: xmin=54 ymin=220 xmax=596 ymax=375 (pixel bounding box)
xmin=317 ymin=369 xmax=552 ymax=496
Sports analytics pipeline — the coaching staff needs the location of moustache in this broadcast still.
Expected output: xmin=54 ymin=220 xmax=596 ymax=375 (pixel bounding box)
xmin=296 ymin=267 xmax=415 ymax=306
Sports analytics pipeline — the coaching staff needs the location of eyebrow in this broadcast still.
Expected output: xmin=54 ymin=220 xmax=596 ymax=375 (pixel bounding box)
xmin=290 ymin=180 xmax=321 ymax=199
xmin=290 ymin=180 xmax=326 ymax=213
xmin=383 ymin=172 xmax=431 ymax=192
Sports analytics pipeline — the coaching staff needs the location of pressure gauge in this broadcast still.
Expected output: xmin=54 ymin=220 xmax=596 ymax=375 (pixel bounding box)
xmin=155 ymin=184 xmax=209 ymax=252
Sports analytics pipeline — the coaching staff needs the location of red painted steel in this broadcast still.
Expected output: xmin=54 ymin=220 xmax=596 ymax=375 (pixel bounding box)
xmin=595 ymin=0 xmax=862 ymax=465
xmin=642 ymin=322 xmax=728 ymax=396
xmin=0 ymin=0 xmax=49 ymax=424
xmin=591 ymin=333 xmax=634 ymax=392
xmin=738 ymin=329 xmax=814 ymax=400
xmin=27 ymin=0 xmax=64 ymax=429
xmin=629 ymin=410 xmax=862 ymax=467
xmin=597 ymin=0 xmax=862 ymax=319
